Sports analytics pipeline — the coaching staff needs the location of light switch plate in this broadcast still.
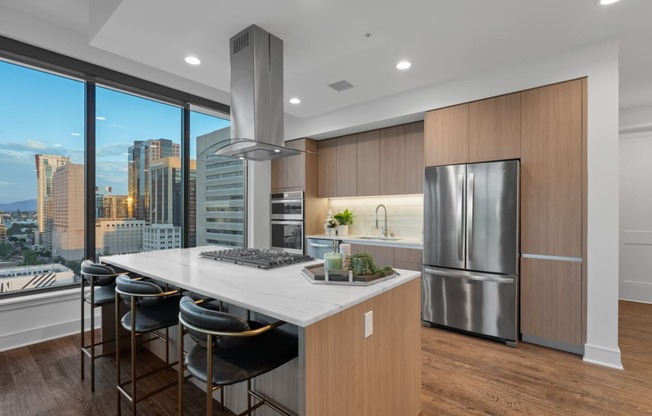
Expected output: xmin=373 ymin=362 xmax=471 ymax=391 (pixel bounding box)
xmin=364 ymin=311 xmax=373 ymax=338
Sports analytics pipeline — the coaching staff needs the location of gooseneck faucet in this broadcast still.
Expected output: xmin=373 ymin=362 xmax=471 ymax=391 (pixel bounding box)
xmin=375 ymin=204 xmax=388 ymax=237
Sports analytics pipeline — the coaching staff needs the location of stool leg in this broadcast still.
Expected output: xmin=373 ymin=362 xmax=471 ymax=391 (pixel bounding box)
xmin=247 ymin=379 xmax=252 ymax=413
xmin=80 ymin=278 xmax=85 ymax=382
xmin=90 ymin=283 xmax=95 ymax=392
xmin=178 ymin=322 xmax=184 ymax=416
xmin=116 ymin=291 xmax=122 ymax=416
xmin=207 ymin=334 xmax=213 ymax=416
xmin=130 ymin=296 xmax=137 ymax=416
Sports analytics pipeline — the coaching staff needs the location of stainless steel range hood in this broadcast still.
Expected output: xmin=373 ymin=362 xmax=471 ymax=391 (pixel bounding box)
xmin=216 ymin=25 xmax=301 ymax=162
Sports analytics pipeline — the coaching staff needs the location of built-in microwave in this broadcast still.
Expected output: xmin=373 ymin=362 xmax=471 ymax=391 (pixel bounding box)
xmin=270 ymin=191 xmax=303 ymax=220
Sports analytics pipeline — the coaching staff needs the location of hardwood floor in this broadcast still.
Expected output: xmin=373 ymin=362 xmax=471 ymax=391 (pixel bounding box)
xmin=422 ymin=300 xmax=652 ymax=415
xmin=0 ymin=300 xmax=649 ymax=415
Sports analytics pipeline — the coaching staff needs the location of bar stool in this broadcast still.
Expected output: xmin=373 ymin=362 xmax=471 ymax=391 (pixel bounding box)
xmin=80 ymin=260 xmax=122 ymax=392
xmin=177 ymin=296 xmax=298 ymax=416
xmin=115 ymin=274 xmax=182 ymax=416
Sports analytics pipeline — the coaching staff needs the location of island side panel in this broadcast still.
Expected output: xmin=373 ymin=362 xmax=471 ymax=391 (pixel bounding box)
xmin=304 ymin=278 xmax=422 ymax=416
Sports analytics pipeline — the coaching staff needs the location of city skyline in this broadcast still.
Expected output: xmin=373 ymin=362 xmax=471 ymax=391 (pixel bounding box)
xmin=0 ymin=59 xmax=229 ymax=203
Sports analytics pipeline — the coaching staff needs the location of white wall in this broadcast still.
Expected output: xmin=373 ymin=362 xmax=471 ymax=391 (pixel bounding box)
xmin=288 ymin=41 xmax=623 ymax=369
xmin=619 ymin=129 xmax=652 ymax=303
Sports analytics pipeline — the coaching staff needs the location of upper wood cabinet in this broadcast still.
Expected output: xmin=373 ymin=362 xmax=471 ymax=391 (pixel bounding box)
xmin=521 ymin=80 xmax=583 ymax=257
xmin=424 ymin=104 xmax=469 ymax=167
xmin=357 ymin=130 xmax=380 ymax=196
xmin=272 ymin=139 xmax=307 ymax=191
xmin=468 ymin=94 xmax=521 ymax=163
xmin=380 ymin=125 xmax=405 ymax=195
xmin=318 ymin=139 xmax=337 ymax=197
xmin=404 ymin=122 xmax=424 ymax=194
xmin=317 ymin=122 xmax=425 ymax=197
xmin=336 ymin=135 xmax=358 ymax=197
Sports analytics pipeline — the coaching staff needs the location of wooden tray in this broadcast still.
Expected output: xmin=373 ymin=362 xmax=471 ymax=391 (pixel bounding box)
xmin=301 ymin=263 xmax=396 ymax=286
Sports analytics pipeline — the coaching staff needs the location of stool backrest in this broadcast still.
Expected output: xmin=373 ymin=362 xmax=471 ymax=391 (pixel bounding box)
xmin=179 ymin=296 xmax=250 ymax=350
xmin=116 ymin=274 xmax=169 ymax=307
xmin=81 ymin=260 xmax=116 ymax=286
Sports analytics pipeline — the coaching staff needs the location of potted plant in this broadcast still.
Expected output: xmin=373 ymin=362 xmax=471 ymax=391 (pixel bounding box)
xmin=333 ymin=209 xmax=354 ymax=236
xmin=324 ymin=218 xmax=339 ymax=236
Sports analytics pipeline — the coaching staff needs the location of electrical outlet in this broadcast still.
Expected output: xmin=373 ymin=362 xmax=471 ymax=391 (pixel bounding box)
xmin=364 ymin=311 xmax=373 ymax=338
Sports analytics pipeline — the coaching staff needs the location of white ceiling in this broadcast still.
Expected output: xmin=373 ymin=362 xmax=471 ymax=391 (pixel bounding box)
xmin=2 ymin=0 xmax=652 ymax=121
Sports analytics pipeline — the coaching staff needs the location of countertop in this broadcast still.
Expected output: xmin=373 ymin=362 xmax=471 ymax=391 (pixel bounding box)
xmin=101 ymin=246 xmax=420 ymax=328
xmin=306 ymin=234 xmax=424 ymax=250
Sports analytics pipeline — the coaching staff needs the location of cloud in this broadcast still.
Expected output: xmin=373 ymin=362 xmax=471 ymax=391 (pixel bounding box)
xmin=96 ymin=143 xmax=133 ymax=157
xmin=0 ymin=141 xmax=83 ymax=163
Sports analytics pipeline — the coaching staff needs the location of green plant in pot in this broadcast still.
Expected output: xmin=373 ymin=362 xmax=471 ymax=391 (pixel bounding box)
xmin=333 ymin=209 xmax=354 ymax=236
xmin=349 ymin=252 xmax=393 ymax=279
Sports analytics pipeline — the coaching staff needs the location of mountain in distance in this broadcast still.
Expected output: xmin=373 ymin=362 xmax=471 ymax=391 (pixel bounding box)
xmin=0 ymin=199 xmax=37 ymax=211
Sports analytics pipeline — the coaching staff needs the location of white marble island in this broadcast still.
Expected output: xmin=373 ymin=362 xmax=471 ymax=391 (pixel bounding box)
xmin=102 ymin=246 xmax=422 ymax=416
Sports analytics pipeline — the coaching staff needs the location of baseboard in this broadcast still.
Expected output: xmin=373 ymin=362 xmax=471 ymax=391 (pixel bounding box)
xmin=583 ymin=343 xmax=623 ymax=370
xmin=620 ymin=280 xmax=652 ymax=304
xmin=0 ymin=314 xmax=100 ymax=352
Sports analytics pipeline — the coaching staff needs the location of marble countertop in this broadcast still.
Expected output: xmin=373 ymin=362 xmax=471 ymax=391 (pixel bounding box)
xmin=306 ymin=234 xmax=424 ymax=249
xmin=101 ymin=246 xmax=420 ymax=328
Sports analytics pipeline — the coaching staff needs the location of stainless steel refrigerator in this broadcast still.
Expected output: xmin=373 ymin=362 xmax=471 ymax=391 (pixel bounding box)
xmin=422 ymin=160 xmax=519 ymax=344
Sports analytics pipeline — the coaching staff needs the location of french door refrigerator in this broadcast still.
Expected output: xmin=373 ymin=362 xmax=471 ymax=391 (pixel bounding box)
xmin=422 ymin=160 xmax=519 ymax=344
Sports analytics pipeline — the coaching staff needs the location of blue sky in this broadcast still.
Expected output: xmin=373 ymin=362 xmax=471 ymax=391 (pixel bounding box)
xmin=0 ymin=60 xmax=229 ymax=203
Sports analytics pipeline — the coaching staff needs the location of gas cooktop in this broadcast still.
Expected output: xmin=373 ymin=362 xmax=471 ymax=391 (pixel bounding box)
xmin=199 ymin=248 xmax=314 ymax=269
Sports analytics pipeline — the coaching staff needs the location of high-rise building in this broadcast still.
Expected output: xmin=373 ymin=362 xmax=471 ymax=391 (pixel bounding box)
xmin=96 ymin=186 xmax=133 ymax=220
xmin=51 ymin=164 xmax=84 ymax=261
xmin=149 ymin=157 xmax=196 ymax=242
xmin=96 ymin=219 xmax=145 ymax=255
xmin=196 ymin=128 xmax=245 ymax=247
xmin=128 ymin=139 xmax=180 ymax=221
xmin=143 ymin=224 xmax=181 ymax=251
xmin=34 ymin=154 xmax=70 ymax=234
xmin=0 ymin=224 xmax=6 ymax=243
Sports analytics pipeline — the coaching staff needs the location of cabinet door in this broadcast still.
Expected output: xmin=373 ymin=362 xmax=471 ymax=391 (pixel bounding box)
xmin=271 ymin=156 xmax=287 ymax=190
xmin=395 ymin=248 xmax=423 ymax=272
xmin=364 ymin=245 xmax=395 ymax=270
xmin=356 ymin=130 xmax=380 ymax=196
xmin=318 ymin=139 xmax=337 ymax=197
xmin=521 ymin=80 xmax=582 ymax=257
xmin=468 ymin=93 xmax=521 ymax=163
xmin=336 ymin=135 xmax=358 ymax=197
xmin=285 ymin=139 xmax=306 ymax=189
xmin=404 ymin=122 xmax=424 ymax=194
xmin=424 ymin=104 xmax=469 ymax=166
xmin=521 ymin=257 xmax=582 ymax=348
xmin=380 ymin=125 xmax=405 ymax=195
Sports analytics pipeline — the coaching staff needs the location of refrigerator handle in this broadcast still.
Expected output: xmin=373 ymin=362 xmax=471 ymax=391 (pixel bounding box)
xmin=467 ymin=172 xmax=474 ymax=262
xmin=457 ymin=173 xmax=464 ymax=261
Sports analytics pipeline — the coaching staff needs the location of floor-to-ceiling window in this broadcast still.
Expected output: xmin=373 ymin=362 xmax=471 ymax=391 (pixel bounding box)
xmin=190 ymin=109 xmax=245 ymax=248
xmin=95 ymin=87 xmax=182 ymax=255
xmin=0 ymin=60 xmax=84 ymax=294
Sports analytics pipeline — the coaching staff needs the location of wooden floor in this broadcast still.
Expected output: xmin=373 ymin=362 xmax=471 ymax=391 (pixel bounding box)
xmin=0 ymin=300 xmax=650 ymax=415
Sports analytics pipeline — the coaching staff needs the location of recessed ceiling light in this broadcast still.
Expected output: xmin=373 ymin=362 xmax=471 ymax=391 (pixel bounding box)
xmin=185 ymin=56 xmax=201 ymax=65
xmin=238 ymin=157 xmax=244 ymax=160
xmin=599 ymin=0 xmax=620 ymax=4
xmin=289 ymin=97 xmax=301 ymax=104
xmin=396 ymin=61 xmax=411 ymax=70
xmin=274 ymin=149 xmax=281 ymax=153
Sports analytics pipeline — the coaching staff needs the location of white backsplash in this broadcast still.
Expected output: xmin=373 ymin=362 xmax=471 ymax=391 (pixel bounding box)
xmin=328 ymin=195 xmax=424 ymax=238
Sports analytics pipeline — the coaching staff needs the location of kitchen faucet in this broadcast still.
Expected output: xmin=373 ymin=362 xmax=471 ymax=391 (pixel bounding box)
xmin=375 ymin=204 xmax=388 ymax=237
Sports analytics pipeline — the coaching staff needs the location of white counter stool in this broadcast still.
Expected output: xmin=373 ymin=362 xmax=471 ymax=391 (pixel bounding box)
xmin=115 ymin=274 xmax=182 ymax=416
xmin=177 ymin=296 xmax=298 ymax=416
xmin=80 ymin=260 xmax=122 ymax=392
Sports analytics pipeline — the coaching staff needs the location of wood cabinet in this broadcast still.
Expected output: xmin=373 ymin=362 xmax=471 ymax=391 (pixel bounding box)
xmin=521 ymin=80 xmax=582 ymax=257
xmin=424 ymin=104 xmax=469 ymax=166
xmin=271 ymin=139 xmax=306 ymax=191
xmin=404 ymin=122 xmax=424 ymax=194
xmin=394 ymin=247 xmax=423 ymax=272
xmin=318 ymin=139 xmax=337 ymax=197
xmin=468 ymin=93 xmax=521 ymax=163
xmin=317 ymin=122 xmax=425 ymax=198
xmin=380 ymin=125 xmax=406 ymax=195
xmin=521 ymin=257 xmax=582 ymax=348
xmin=336 ymin=135 xmax=357 ymax=197
xmin=357 ymin=130 xmax=380 ymax=196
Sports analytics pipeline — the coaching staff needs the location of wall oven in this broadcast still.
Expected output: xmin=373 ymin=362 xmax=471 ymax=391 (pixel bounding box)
xmin=270 ymin=191 xmax=304 ymax=254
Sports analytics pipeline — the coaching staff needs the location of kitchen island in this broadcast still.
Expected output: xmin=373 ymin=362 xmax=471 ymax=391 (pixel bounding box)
xmin=102 ymin=246 xmax=421 ymax=416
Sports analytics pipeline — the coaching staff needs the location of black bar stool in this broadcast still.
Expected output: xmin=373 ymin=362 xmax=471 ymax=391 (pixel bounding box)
xmin=80 ymin=260 xmax=122 ymax=392
xmin=115 ymin=274 xmax=182 ymax=416
xmin=177 ymin=296 xmax=298 ymax=416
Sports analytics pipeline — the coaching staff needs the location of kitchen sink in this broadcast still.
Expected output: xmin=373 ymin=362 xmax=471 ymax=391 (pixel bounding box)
xmin=357 ymin=236 xmax=403 ymax=241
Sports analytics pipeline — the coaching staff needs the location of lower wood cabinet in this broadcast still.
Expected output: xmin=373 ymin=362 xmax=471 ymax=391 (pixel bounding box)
xmin=520 ymin=257 xmax=583 ymax=351
xmin=349 ymin=244 xmax=422 ymax=272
